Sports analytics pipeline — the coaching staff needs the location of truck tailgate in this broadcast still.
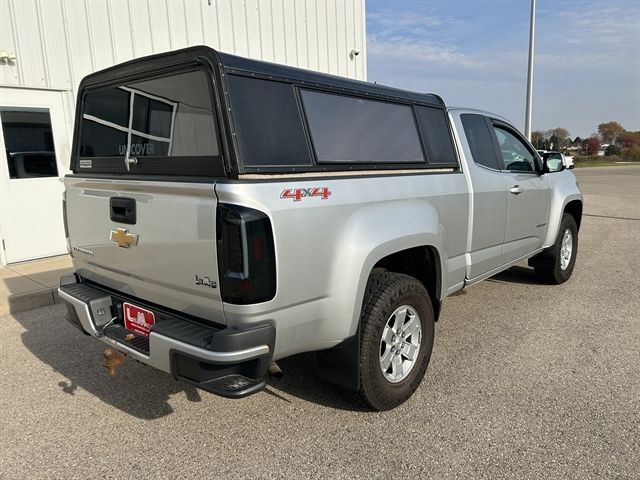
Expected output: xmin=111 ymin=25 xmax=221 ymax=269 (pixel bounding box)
xmin=64 ymin=176 xmax=225 ymax=324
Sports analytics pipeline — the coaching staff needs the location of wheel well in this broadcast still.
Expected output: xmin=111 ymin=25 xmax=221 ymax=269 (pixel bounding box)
xmin=373 ymin=246 xmax=442 ymax=320
xmin=565 ymin=200 xmax=583 ymax=230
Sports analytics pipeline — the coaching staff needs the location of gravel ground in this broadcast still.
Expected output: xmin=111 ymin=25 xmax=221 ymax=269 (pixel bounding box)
xmin=0 ymin=166 xmax=638 ymax=479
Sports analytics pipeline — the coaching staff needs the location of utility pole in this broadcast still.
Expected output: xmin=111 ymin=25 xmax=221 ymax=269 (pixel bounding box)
xmin=524 ymin=0 xmax=536 ymax=140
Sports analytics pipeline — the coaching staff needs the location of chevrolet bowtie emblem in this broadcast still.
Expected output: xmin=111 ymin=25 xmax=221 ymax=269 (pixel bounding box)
xmin=110 ymin=227 xmax=139 ymax=248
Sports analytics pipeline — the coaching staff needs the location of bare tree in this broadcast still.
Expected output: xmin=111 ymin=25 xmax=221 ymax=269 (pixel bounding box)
xmin=549 ymin=127 xmax=570 ymax=151
xmin=531 ymin=130 xmax=546 ymax=149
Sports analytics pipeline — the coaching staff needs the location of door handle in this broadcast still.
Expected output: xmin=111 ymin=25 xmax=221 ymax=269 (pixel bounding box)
xmin=510 ymin=185 xmax=523 ymax=195
xmin=110 ymin=197 xmax=137 ymax=225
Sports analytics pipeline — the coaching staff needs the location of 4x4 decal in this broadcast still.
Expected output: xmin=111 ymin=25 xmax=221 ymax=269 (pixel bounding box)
xmin=280 ymin=187 xmax=332 ymax=202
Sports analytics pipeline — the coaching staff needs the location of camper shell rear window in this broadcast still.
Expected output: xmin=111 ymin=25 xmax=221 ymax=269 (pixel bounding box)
xmin=76 ymin=66 xmax=224 ymax=177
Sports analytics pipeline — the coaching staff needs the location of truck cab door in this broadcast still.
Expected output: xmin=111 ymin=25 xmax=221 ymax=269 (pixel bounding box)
xmin=457 ymin=113 xmax=508 ymax=280
xmin=489 ymin=122 xmax=552 ymax=264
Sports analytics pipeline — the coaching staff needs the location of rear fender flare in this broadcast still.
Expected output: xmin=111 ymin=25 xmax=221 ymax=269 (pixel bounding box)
xmin=329 ymin=201 xmax=445 ymax=340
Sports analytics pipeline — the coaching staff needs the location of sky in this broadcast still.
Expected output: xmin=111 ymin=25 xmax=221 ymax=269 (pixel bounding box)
xmin=365 ymin=0 xmax=640 ymax=139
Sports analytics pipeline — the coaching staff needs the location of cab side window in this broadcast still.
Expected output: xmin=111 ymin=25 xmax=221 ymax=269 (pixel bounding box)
xmin=493 ymin=126 xmax=537 ymax=172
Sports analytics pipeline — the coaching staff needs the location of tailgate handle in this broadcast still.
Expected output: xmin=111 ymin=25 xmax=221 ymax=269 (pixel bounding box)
xmin=110 ymin=197 xmax=136 ymax=225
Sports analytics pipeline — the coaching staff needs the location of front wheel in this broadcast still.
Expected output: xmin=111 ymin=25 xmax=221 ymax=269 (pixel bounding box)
xmin=358 ymin=271 xmax=435 ymax=411
xmin=534 ymin=213 xmax=578 ymax=284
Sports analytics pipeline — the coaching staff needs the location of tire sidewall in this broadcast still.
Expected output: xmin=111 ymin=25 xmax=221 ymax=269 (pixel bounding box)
xmin=360 ymin=275 xmax=435 ymax=410
xmin=553 ymin=214 xmax=578 ymax=283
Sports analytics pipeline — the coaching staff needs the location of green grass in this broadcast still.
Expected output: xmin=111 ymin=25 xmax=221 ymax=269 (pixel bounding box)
xmin=572 ymin=156 xmax=640 ymax=168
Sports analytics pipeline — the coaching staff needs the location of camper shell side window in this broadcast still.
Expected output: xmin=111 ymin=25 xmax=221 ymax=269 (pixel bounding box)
xmin=222 ymin=69 xmax=459 ymax=174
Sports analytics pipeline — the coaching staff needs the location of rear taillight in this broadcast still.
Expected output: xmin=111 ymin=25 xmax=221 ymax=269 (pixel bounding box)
xmin=217 ymin=204 xmax=276 ymax=304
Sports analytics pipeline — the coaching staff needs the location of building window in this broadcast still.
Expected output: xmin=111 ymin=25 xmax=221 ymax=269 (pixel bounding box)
xmin=1 ymin=110 xmax=58 ymax=179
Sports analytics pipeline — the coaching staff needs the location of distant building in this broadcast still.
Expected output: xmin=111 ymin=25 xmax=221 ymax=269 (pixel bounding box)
xmin=598 ymin=144 xmax=610 ymax=157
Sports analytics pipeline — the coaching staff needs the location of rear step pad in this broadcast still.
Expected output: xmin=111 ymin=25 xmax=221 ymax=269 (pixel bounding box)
xmin=196 ymin=375 xmax=266 ymax=398
xmin=103 ymin=324 xmax=150 ymax=355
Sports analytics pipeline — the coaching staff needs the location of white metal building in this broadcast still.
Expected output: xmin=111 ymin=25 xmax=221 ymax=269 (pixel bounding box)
xmin=0 ymin=0 xmax=366 ymax=265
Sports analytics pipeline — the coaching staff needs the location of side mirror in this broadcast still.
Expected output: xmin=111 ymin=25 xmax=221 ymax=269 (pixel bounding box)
xmin=543 ymin=154 xmax=565 ymax=173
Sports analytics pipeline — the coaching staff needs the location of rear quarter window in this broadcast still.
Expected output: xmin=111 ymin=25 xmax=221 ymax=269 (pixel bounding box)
xmin=461 ymin=114 xmax=500 ymax=170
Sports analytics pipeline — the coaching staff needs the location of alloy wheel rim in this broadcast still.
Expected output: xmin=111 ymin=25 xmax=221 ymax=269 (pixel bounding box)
xmin=560 ymin=229 xmax=573 ymax=270
xmin=379 ymin=305 xmax=422 ymax=383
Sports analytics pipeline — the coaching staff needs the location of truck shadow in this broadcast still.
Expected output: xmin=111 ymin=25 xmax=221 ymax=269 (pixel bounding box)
xmin=16 ymin=304 xmax=364 ymax=415
xmin=266 ymin=353 xmax=370 ymax=412
xmin=488 ymin=265 xmax=541 ymax=286
xmin=15 ymin=304 xmax=201 ymax=420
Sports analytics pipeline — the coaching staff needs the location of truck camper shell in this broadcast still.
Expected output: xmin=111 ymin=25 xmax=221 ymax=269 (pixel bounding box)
xmin=72 ymin=46 xmax=458 ymax=178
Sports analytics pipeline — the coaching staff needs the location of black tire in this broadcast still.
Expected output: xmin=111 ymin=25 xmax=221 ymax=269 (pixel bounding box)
xmin=534 ymin=213 xmax=578 ymax=284
xmin=357 ymin=270 xmax=435 ymax=411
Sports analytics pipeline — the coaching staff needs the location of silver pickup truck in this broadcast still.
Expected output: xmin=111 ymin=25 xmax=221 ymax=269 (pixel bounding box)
xmin=59 ymin=46 xmax=582 ymax=410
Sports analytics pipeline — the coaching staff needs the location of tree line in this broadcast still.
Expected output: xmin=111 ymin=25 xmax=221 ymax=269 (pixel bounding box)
xmin=532 ymin=121 xmax=640 ymax=161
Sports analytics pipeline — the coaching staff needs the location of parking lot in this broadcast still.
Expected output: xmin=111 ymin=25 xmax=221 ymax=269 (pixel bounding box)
xmin=0 ymin=166 xmax=638 ymax=479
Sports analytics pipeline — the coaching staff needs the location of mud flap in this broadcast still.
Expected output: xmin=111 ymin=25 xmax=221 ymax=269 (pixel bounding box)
xmin=528 ymin=247 xmax=554 ymax=269
xmin=316 ymin=327 xmax=360 ymax=391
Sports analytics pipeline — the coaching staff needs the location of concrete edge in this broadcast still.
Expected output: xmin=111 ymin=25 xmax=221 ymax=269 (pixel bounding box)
xmin=0 ymin=287 xmax=63 ymax=317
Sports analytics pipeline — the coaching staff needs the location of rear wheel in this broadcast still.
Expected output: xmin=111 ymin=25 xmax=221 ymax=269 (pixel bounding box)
xmin=358 ymin=271 xmax=434 ymax=411
xmin=534 ymin=213 xmax=578 ymax=284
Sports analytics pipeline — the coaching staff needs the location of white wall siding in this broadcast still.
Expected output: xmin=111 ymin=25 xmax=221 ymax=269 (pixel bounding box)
xmin=61 ymin=2 xmax=95 ymax=89
xmin=38 ymin=1 xmax=73 ymax=90
xmin=0 ymin=0 xmax=366 ymax=94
